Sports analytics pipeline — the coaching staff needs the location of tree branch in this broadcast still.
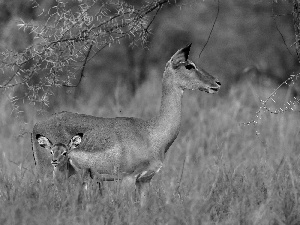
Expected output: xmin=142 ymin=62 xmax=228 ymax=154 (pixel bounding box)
xmin=0 ymin=0 xmax=172 ymax=106
xmin=62 ymin=44 xmax=94 ymax=88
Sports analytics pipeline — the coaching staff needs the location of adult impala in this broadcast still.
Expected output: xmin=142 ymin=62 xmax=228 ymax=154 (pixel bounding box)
xmin=33 ymin=44 xmax=221 ymax=205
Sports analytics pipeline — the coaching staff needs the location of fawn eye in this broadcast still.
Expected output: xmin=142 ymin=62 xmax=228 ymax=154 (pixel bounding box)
xmin=185 ymin=64 xmax=195 ymax=70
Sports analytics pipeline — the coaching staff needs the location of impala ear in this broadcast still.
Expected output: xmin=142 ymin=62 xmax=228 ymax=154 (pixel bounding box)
xmin=36 ymin=134 xmax=52 ymax=148
xmin=171 ymin=43 xmax=192 ymax=68
xmin=69 ymin=133 xmax=83 ymax=148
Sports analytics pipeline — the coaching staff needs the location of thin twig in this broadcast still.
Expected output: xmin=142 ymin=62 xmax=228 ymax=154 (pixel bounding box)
xmin=0 ymin=70 xmax=35 ymax=89
xmin=272 ymin=0 xmax=294 ymax=57
xmin=62 ymin=44 xmax=93 ymax=88
xmin=199 ymin=0 xmax=220 ymax=58
xmin=31 ymin=133 xmax=37 ymax=166
xmin=145 ymin=4 xmax=162 ymax=34
xmin=293 ymin=0 xmax=300 ymax=63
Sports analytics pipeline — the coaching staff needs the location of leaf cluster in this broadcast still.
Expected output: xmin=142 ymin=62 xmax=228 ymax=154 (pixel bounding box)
xmin=0 ymin=0 xmax=170 ymax=106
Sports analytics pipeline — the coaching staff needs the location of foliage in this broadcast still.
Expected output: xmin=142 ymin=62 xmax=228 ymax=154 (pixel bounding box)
xmin=0 ymin=0 xmax=170 ymax=106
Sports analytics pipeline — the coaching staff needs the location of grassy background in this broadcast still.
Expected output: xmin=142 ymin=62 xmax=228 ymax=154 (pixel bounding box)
xmin=0 ymin=71 xmax=300 ymax=224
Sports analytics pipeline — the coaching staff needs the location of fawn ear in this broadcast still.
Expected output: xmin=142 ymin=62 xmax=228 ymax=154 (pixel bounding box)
xmin=171 ymin=43 xmax=192 ymax=68
xmin=36 ymin=134 xmax=52 ymax=148
xmin=69 ymin=133 xmax=83 ymax=148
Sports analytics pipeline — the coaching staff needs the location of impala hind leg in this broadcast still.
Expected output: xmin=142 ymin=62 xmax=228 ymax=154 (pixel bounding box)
xmin=78 ymin=168 xmax=99 ymax=203
xmin=87 ymin=170 xmax=104 ymax=195
xmin=97 ymin=180 xmax=104 ymax=196
xmin=81 ymin=169 xmax=92 ymax=190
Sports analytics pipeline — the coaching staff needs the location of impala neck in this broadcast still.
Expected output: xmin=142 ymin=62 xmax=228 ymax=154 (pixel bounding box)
xmin=151 ymin=73 xmax=183 ymax=155
xmin=53 ymin=160 xmax=70 ymax=180
xmin=55 ymin=160 xmax=67 ymax=174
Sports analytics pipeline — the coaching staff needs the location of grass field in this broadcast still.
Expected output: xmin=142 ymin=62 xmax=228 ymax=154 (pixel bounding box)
xmin=0 ymin=75 xmax=300 ymax=225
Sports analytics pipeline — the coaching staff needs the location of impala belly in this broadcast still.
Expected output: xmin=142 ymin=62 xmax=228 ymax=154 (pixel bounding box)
xmin=69 ymin=142 xmax=122 ymax=174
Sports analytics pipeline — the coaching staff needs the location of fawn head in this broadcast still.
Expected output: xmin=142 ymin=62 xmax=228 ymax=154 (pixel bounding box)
xmin=36 ymin=133 xmax=83 ymax=168
xmin=165 ymin=44 xmax=221 ymax=93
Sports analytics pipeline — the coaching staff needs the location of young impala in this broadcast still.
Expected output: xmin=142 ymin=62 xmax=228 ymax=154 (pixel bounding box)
xmin=36 ymin=134 xmax=85 ymax=183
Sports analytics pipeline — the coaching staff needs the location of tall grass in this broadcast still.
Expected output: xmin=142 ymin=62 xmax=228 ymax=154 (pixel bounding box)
xmin=0 ymin=76 xmax=300 ymax=224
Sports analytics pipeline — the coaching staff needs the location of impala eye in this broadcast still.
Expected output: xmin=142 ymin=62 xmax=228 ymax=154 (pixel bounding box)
xmin=185 ymin=64 xmax=195 ymax=70
xmin=62 ymin=151 xmax=67 ymax=156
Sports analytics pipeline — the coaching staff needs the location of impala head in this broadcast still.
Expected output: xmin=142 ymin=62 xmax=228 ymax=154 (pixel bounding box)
xmin=165 ymin=43 xmax=221 ymax=93
xmin=36 ymin=133 xmax=83 ymax=168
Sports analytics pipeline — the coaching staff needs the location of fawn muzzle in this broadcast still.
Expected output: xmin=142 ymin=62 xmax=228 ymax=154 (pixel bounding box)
xmin=51 ymin=159 xmax=58 ymax=167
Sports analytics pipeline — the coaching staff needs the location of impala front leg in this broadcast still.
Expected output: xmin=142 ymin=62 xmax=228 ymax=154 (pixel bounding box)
xmin=135 ymin=161 xmax=163 ymax=206
xmin=136 ymin=180 xmax=150 ymax=207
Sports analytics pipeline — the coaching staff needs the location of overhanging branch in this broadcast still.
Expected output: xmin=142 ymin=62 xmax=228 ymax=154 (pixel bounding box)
xmin=62 ymin=44 xmax=94 ymax=88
